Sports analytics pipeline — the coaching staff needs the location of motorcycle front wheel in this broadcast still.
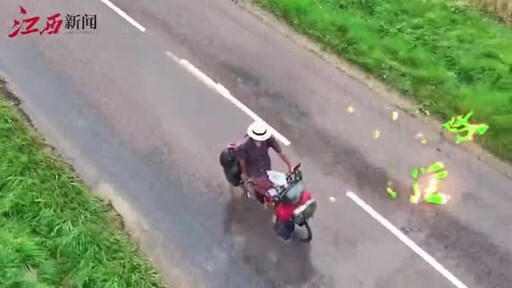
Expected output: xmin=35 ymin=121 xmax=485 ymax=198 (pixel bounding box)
xmin=297 ymin=220 xmax=313 ymax=243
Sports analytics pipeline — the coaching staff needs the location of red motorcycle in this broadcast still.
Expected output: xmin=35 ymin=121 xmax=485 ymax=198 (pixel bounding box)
xmin=220 ymin=145 xmax=318 ymax=242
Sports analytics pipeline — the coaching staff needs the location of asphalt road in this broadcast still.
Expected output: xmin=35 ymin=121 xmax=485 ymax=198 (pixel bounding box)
xmin=1 ymin=1 xmax=512 ymax=287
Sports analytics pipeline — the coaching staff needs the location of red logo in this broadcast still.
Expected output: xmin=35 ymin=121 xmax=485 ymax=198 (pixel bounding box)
xmin=8 ymin=6 xmax=63 ymax=38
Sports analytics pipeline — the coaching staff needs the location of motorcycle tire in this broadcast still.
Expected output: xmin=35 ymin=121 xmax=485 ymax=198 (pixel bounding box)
xmin=298 ymin=220 xmax=313 ymax=243
xmin=273 ymin=220 xmax=295 ymax=241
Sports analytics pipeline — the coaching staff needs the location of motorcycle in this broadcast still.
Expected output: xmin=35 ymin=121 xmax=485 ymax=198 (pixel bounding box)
xmin=219 ymin=144 xmax=318 ymax=242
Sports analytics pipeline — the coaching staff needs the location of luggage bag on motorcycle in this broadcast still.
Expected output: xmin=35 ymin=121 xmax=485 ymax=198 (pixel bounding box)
xmin=219 ymin=147 xmax=242 ymax=187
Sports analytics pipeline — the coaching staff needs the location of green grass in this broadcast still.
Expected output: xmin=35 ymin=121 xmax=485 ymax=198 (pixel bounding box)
xmin=253 ymin=0 xmax=512 ymax=162
xmin=0 ymin=91 xmax=164 ymax=287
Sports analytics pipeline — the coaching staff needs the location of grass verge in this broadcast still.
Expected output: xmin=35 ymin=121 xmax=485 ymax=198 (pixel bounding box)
xmin=253 ymin=0 xmax=512 ymax=162
xmin=0 ymin=86 xmax=164 ymax=287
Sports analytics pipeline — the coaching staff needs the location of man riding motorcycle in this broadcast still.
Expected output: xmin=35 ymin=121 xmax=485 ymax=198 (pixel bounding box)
xmin=236 ymin=121 xmax=293 ymax=204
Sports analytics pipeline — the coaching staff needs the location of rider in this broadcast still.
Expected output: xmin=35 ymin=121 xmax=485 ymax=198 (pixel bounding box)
xmin=236 ymin=121 xmax=293 ymax=203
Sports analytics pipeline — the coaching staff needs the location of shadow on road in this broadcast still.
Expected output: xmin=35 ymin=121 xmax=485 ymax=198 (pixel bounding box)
xmin=223 ymin=186 xmax=317 ymax=287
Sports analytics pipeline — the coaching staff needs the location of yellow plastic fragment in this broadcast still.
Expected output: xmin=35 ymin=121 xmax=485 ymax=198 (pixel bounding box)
xmin=374 ymin=129 xmax=381 ymax=139
xmin=410 ymin=182 xmax=421 ymax=204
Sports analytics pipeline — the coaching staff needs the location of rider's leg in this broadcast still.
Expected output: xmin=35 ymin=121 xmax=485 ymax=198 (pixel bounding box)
xmin=243 ymin=181 xmax=256 ymax=197
xmin=243 ymin=181 xmax=265 ymax=204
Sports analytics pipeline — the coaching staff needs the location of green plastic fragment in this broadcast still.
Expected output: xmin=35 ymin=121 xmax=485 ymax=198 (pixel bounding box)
xmin=461 ymin=110 xmax=474 ymax=122
xmin=455 ymin=124 xmax=490 ymax=143
xmin=443 ymin=110 xmax=489 ymax=143
xmin=475 ymin=124 xmax=489 ymax=134
xmin=442 ymin=111 xmax=473 ymax=132
xmin=442 ymin=118 xmax=457 ymax=133
xmin=410 ymin=168 xmax=419 ymax=180
xmin=427 ymin=162 xmax=445 ymax=173
xmin=424 ymin=193 xmax=449 ymax=204
xmin=387 ymin=187 xmax=397 ymax=199
xmin=435 ymin=170 xmax=448 ymax=179
xmin=454 ymin=128 xmax=472 ymax=143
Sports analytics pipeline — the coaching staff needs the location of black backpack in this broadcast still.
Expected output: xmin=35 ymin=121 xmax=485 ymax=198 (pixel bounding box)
xmin=219 ymin=147 xmax=237 ymax=168
xmin=219 ymin=143 xmax=243 ymax=187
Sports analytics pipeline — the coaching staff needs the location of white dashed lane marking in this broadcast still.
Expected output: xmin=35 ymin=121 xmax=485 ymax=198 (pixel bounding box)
xmin=164 ymin=50 xmax=291 ymax=146
xmin=346 ymin=191 xmax=468 ymax=288
xmin=101 ymin=0 xmax=146 ymax=32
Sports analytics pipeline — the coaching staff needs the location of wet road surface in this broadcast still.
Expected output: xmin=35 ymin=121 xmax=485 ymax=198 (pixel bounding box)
xmin=1 ymin=1 xmax=512 ymax=287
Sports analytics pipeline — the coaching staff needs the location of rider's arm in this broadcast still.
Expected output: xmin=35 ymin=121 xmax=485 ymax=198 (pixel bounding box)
xmin=278 ymin=152 xmax=293 ymax=172
xmin=238 ymin=158 xmax=249 ymax=181
xmin=268 ymin=137 xmax=293 ymax=172
xmin=236 ymin=146 xmax=249 ymax=181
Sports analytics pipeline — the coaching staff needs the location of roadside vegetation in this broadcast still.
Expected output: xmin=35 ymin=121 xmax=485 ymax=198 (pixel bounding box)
xmin=0 ymin=87 xmax=164 ymax=287
xmin=253 ymin=0 xmax=512 ymax=162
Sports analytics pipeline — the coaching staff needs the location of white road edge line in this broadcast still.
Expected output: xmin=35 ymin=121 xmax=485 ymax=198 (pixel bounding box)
xmin=164 ymin=50 xmax=291 ymax=146
xmin=101 ymin=0 xmax=146 ymax=32
xmin=346 ymin=191 xmax=468 ymax=288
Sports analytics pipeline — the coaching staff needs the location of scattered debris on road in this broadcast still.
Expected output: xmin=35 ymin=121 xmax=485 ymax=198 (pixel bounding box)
xmin=373 ymin=129 xmax=381 ymax=139
xmin=387 ymin=187 xmax=398 ymax=199
xmin=329 ymin=196 xmax=336 ymax=202
xmin=386 ymin=180 xmax=398 ymax=199
xmin=414 ymin=132 xmax=429 ymax=144
xmin=409 ymin=162 xmax=450 ymax=205
xmin=346 ymin=105 xmax=354 ymax=113
xmin=392 ymin=111 xmax=399 ymax=121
